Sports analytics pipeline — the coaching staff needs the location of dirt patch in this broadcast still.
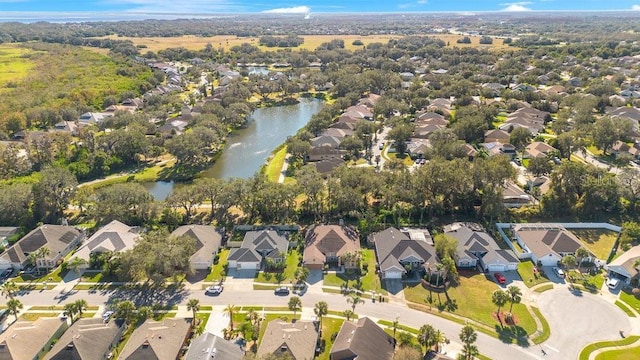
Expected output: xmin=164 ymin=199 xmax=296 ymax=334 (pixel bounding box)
xmin=492 ymin=311 xmax=519 ymax=326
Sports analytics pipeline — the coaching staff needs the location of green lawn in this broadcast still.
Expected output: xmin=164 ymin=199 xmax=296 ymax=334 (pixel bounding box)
xmin=80 ymin=271 xmax=119 ymax=283
xmin=534 ymin=284 xmax=554 ymax=293
xmin=15 ymin=265 xmax=68 ymax=283
xmin=404 ymin=273 xmax=537 ymax=341
xmin=530 ymin=306 xmax=551 ymax=344
xmin=567 ymin=269 xmax=605 ymax=293
xmin=572 ymin=229 xmax=619 ymax=260
xmin=517 ymin=261 xmax=550 ymax=288
xmin=19 ymin=312 xmax=58 ymax=321
xmin=595 ymin=343 xmax=640 ymax=360
xmin=579 ymin=335 xmax=640 ymax=360
xmin=254 ymin=250 xmax=300 ymax=284
xmin=615 ymin=301 xmax=636 ymax=317
xmin=317 ymin=318 xmax=345 ymax=360
xmin=620 ymin=289 xmax=640 ymax=312
xmin=205 ymin=249 xmax=229 ymax=282
xmin=322 ymin=249 xmax=386 ymax=294
xmin=265 ymin=146 xmax=287 ymax=182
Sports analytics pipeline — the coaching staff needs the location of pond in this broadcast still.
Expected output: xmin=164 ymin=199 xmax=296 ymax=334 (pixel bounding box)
xmin=141 ymin=97 xmax=324 ymax=200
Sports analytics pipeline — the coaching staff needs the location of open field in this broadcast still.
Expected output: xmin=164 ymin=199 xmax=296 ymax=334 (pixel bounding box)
xmin=92 ymin=34 xmax=509 ymax=53
xmin=0 ymin=45 xmax=35 ymax=91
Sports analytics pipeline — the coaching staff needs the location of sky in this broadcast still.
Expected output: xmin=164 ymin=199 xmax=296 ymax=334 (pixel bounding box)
xmin=4 ymin=0 xmax=640 ymax=15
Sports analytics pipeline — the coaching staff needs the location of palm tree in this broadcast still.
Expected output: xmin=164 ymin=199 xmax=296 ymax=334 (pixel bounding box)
xmin=1 ymin=281 xmax=18 ymax=300
xmin=397 ymin=332 xmax=414 ymax=347
xmin=187 ymin=298 xmax=200 ymax=326
xmin=37 ymin=247 xmax=51 ymax=273
xmin=506 ymin=285 xmax=522 ymax=313
xmin=342 ymin=309 xmax=355 ymax=321
xmin=576 ymin=247 xmax=589 ymax=273
xmin=346 ymin=293 xmax=364 ymax=313
xmin=418 ymin=324 xmax=436 ymax=355
xmin=459 ymin=325 xmax=478 ymax=360
xmin=137 ymin=306 xmax=153 ymax=322
xmin=491 ymin=290 xmax=509 ymax=325
xmin=246 ymin=309 xmax=259 ymax=326
xmin=224 ymin=304 xmax=238 ymax=332
xmin=314 ymin=301 xmax=328 ymax=329
xmin=64 ymin=302 xmax=79 ymax=322
xmin=6 ymin=299 xmax=23 ymax=322
xmin=116 ymin=300 xmax=136 ymax=325
xmin=561 ymin=254 xmax=577 ymax=270
xmin=74 ymin=299 xmax=88 ymax=318
xmin=288 ymin=296 xmax=302 ymax=320
xmin=392 ymin=317 xmax=399 ymax=340
xmin=294 ymin=267 xmax=310 ymax=285
xmin=67 ymin=257 xmax=88 ymax=278
xmin=434 ymin=329 xmax=445 ymax=353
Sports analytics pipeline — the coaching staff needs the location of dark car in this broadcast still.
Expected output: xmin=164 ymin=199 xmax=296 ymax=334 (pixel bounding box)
xmin=1 ymin=269 xmax=12 ymax=279
xmin=274 ymin=287 xmax=290 ymax=295
xmin=494 ymin=272 xmax=506 ymax=284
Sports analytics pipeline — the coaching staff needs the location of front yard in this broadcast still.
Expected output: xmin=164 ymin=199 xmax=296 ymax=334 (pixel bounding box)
xmin=572 ymin=228 xmax=619 ymax=260
xmin=517 ymin=260 xmax=550 ymax=288
xmin=206 ymin=248 xmax=230 ymax=282
xmin=254 ymin=250 xmax=300 ymax=284
xmin=404 ymin=272 xmax=537 ymax=342
xmin=322 ymin=249 xmax=386 ymax=294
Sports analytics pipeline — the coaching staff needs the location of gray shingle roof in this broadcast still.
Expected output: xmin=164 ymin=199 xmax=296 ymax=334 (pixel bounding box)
xmin=257 ymin=320 xmax=318 ymax=360
xmin=184 ymin=331 xmax=243 ymax=360
xmin=330 ymin=317 xmax=395 ymax=360
xmin=44 ymin=318 xmax=125 ymax=360
xmin=171 ymin=225 xmax=223 ymax=265
xmin=119 ymin=318 xmax=192 ymax=360
xmin=373 ymin=227 xmax=438 ymax=273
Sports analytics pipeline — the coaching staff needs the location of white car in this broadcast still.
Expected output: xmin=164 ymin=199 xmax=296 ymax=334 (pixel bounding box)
xmin=205 ymin=285 xmax=223 ymax=295
xmin=606 ymin=277 xmax=620 ymax=289
xmin=553 ymin=267 xmax=565 ymax=278
xmin=102 ymin=311 xmax=114 ymax=322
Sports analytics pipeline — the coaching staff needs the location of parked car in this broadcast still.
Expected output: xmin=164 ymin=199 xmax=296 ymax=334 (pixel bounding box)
xmin=379 ymin=142 xmax=384 ymax=150
xmin=1 ymin=269 xmax=12 ymax=280
xmin=606 ymin=277 xmax=620 ymax=289
xmin=553 ymin=267 xmax=565 ymax=278
xmin=205 ymin=285 xmax=223 ymax=295
xmin=494 ymin=272 xmax=506 ymax=284
xmin=102 ymin=311 xmax=114 ymax=323
xmin=274 ymin=287 xmax=290 ymax=295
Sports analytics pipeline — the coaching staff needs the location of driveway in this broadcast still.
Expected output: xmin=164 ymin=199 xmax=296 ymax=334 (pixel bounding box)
xmin=535 ymin=288 xmax=631 ymax=359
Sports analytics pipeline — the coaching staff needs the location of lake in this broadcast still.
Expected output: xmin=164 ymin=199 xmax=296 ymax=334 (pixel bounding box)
xmin=142 ymin=97 xmax=323 ymax=200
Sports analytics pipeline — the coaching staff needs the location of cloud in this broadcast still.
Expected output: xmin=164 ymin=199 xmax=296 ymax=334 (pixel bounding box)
xmin=501 ymin=4 xmax=532 ymax=11
xmin=418 ymin=0 xmax=428 ymax=4
xmin=263 ymin=6 xmax=310 ymax=14
xmin=633 ymin=5 xmax=640 ymax=11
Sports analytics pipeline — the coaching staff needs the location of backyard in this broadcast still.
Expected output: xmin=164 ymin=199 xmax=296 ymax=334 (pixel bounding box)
xmin=322 ymin=249 xmax=386 ymax=294
xmin=572 ymin=229 xmax=619 ymax=260
xmin=403 ymin=272 xmax=537 ymax=342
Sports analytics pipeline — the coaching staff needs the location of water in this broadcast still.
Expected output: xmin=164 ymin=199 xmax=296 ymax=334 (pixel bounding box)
xmin=141 ymin=97 xmax=323 ymax=200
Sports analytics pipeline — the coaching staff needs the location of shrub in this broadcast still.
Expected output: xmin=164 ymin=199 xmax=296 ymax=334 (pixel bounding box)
xmin=632 ymin=287 xmax=640 ymax=298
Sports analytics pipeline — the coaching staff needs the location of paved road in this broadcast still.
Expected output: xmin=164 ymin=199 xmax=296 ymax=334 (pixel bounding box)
xmin=535 ymin=288 xmax=632 ymax=360
xmin=14 ymin=284 xmax=542 ymax=360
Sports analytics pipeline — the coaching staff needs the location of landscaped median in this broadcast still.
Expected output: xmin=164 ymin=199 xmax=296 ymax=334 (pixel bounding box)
xmin=578 ymin=335 xmax=640 ymax=360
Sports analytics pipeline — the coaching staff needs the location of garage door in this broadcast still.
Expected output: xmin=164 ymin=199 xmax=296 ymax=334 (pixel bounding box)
xmin=540 ymin=256 xmax=558 ymax=267
xmin=488 ymin=264 xmax=506 ymax=272
xmin=506 ymin=263 xmax=518 ymax=271
xmin=384 ymin=270 xmax=403 ymax=279
xmin=238 ymin=262 xmax=259 ymax=270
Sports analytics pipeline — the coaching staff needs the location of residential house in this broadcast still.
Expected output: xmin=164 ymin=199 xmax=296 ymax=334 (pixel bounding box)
xmin=606 ymin=245 xmax=640 ymax=285
xmin=357 ymin=94 xmax=381 ymax=109
xmin=313 ymin=159 xmax=346 ymax=176
xmin=525 ymin=142 xmax=556 ymax=159
xmin=484 ymin=129 xmax=511 ymax=144
xmin=608 ymin=106 xmax=640 ymax=132
xmin=322 ymin=128 xmax=353 ymax=138
xmin=512 ymin=224 xmax=591 ymax=266
xmin=171 ymin=225 xmax=223 ymax=270
xmin=119 ymin=318 xmax=192 ymax=360
xmin=0 ymin=317 xmax=68 ymax=360
xmin=415 ymin=111 xmax=448 ymax=125
xmin=71 ymin=220 xmax=140 ymax=269
xmin=413 ymin=123 xmax=446 ymax=139
xmin=499 ymin=107 xmax=549 ymax=135
xmin=407 ymin=139 xmax=431 ymax=159
xmin=371 ymin=227 xmax=438 ymax=279
xmin=310 ymin=135 xmax=341 ymax=149
xmin=227 ymin=230 xmax=289 ymax=270
xmin=44 ymin=318 xmax=125 ymax=360
xmin=481 ymin=83 xmax=506 ymax=97
xmin=256 ymin=320 xmax=319 ymax=360
xmin=482 ymin=142 xmax=516 ymax=159
xmin=184 ymin=331 xmax=243 ymax=360
xmin=303 ymin=225 xmax=361 ymax=270
xmin=0 ymin=225 xmax=83 ymax=271
xmin=444 ymin=222 xmax=518 ymax=272
xmin=158 ymin=119 xmax=188 ymax=137
xmin=53 ymin=121 xmax=79 ymax=136
xmin=306 ymin=145 xmax=344 ymax=162
xmin=77 ymin=112 xmax=112 ymax=125
xmin=330 ymin=317 xmax=395 ymax=360
xmin=502 ymin=181 xmax=535 ymax=208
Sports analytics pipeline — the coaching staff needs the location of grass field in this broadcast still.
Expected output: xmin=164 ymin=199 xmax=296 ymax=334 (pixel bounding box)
xmin=517 ymin=260 xmax=550 ymax=288
xmin=615 ymin=300 xmax=636 ymax=317
xmin=323 ymin=249 xmax=386 ymax=294
xmin=620 ymin=289 xmax=640 ymax=312
xmin=317 ymin=318 xmax=345 ymax=360
xmin=254 ymin=250 xmax=300 ymax=284
xmin=404 ymin=272 xmax=537 ymax=340
xmin=91 ymin=34 xmax=509 ymax=53
xmin=0 ymin=45 xmax=35 ymax=90
xmin=572 ymin=229 xmax=619 ymax=260
xmin=595 ymin=343 xmax=640 ymax=360
xmin=206 ymin=249 xmax=229 ymax=282
xmin=265 ymin=146 xmax=287 ymax=182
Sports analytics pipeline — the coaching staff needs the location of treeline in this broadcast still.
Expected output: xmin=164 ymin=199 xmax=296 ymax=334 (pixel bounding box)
xmin=258 ymin=35 xmax=304 ymax=48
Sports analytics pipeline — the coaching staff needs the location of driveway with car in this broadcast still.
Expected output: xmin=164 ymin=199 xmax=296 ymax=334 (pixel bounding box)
xmin=536 ymin=288 xmax=632 ymax=359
